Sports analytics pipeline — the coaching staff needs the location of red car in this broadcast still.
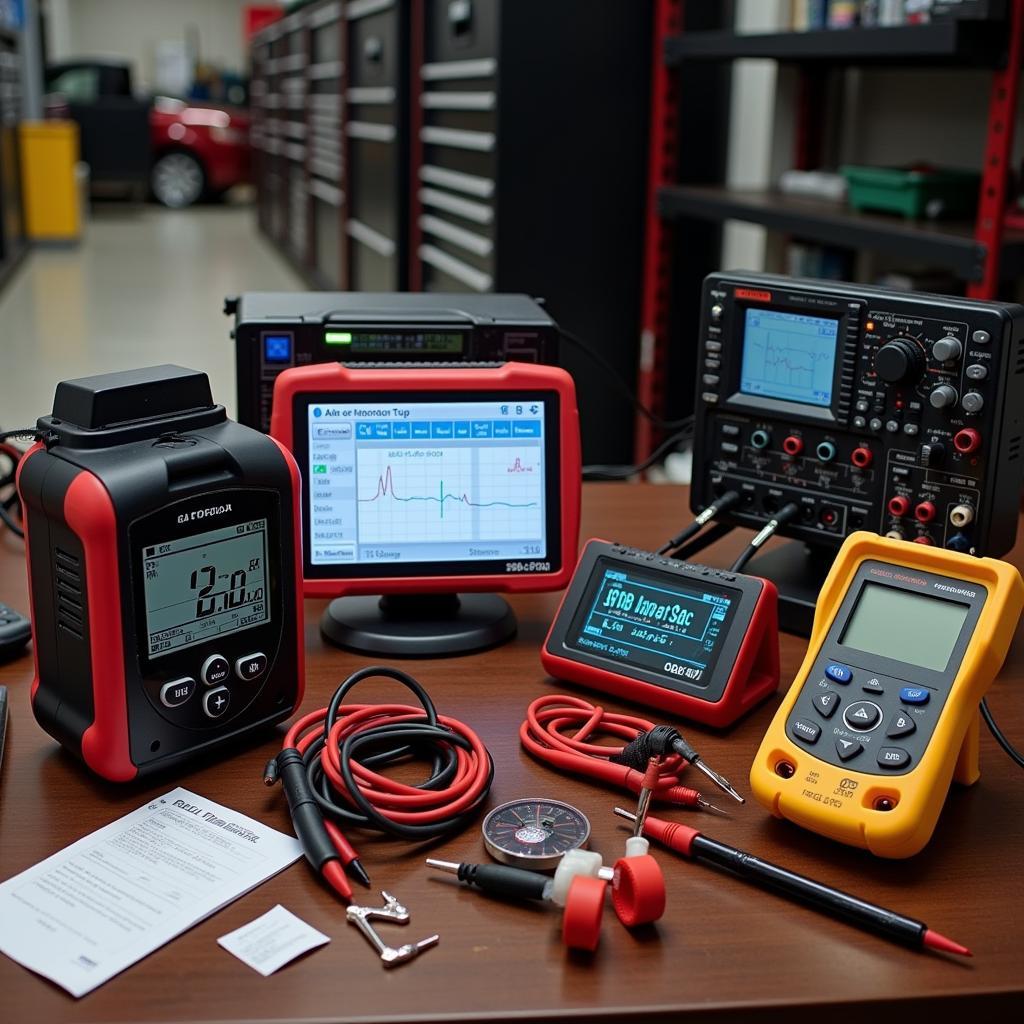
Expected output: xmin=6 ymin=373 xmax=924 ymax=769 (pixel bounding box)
xmin=45 ymin=60 xmax=251 ymax=208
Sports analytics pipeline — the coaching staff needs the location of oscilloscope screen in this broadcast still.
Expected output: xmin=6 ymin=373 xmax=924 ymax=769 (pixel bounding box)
xmin=738 ymin=307 xmax=839 ymax=408
xmin=296 ymin=390 xmax=563 ymax=578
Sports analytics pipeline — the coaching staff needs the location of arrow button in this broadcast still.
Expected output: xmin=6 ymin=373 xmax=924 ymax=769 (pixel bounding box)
xmin=842 ymin=700 xmax=882 ymax=731
xmin=835 ymin=738 xmax=863 ymax=762
xmin=812 ymin=690 xmax=840 ymax=719
xmin=887 ymin=712 xmax=917 ymax=738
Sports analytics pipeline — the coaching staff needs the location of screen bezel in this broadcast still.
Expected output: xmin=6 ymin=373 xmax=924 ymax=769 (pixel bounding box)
xmin=826 ymin=558 xmax=986 ymax=687
xmin=564 ymin=555 xmax=743 ymax=692
xmin=293 ymin=388 xmax=563 ymax=581
xmin=547 ymin=543 xmax=761 ymax=704
xmin=720 ymin=297 xmax=852 ymax=425
xmin=738 ymin=306 xmax=840 ymax=409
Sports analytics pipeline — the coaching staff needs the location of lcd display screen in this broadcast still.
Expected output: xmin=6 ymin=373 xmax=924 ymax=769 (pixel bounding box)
xmin=565 ymin=558 xmax=740 ymax=686
xmin=306 ymin=398 xmax=548 ymax=567
xmin=840 ymin=582 xmax=969 ymax=672
xmin=739 ymin=307 xmax=839 ymax=407
xmin=143 ymin=518 xmax=269 ymax=657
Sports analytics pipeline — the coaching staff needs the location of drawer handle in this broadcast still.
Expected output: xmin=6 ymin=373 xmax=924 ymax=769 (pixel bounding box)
xmin=345 ymin=0 xmax=395 ymax=20
xmin=419 ymin=187 xmax=492 ymax=225
xmin=421 ymin=58 xmax=497 ymax=82
xmin=348 ymin=218 xmax=397 ymax=258
xmin=419 ymin=244 xmax=492 ymax=293
xmin=420 ymin=125 xmax=495 ymax=153
xmin=419 ymin=214 xmax=492 ymax=258
xmin=419 ymin=164 xmax=494 ymax=199
xmin=420 ymin=90 xmax=495 ymax=112
xmin=346 ymin=120 xmax=397 ymax=143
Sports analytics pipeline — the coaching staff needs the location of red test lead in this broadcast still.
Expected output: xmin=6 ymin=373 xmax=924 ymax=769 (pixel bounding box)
xmin=614 ymin=808 xmax=970 ymax=957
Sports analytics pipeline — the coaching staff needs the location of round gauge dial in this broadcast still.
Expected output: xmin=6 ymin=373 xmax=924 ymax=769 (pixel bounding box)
xmin=482 ymin=798 xmax=591 ymax=871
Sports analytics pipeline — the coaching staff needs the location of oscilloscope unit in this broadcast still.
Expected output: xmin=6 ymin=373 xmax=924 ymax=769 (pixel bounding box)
xmin=690 ymin=272 xmax=1024 ymax=630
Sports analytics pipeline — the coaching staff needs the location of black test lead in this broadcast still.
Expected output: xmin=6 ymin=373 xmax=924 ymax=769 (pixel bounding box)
xmin=611 ymin=725 xmax=744 ymax=805
xmin=614 ymin=808 xmax=971 ymax=957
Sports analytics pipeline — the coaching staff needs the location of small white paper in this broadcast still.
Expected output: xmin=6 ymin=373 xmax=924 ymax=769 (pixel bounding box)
xmin=218 ymin=904 xmax=330 ymax=976
xmin=0 ymin=787 xmax=302 ymax=997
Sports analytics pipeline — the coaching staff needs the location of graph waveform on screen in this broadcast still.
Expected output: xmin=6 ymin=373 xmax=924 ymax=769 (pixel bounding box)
xmin=359 ymin=464 xmax=539 ymax=519
xmin=740 ymin=309 xmax=837 ymax=407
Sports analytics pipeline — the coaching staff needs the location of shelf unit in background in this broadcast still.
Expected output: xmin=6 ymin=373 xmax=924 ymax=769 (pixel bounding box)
xmin=0 ymin=25 xmax=25 ymax=293
xmin=249 ymin=0 xmax=655 ymax=465
xmin=635 ymin=1 xmax=1024 ymax=459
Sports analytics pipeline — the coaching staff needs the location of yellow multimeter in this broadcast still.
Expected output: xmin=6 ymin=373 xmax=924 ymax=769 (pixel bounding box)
xmin=750 ymin=532 xmax=1023 ymax=859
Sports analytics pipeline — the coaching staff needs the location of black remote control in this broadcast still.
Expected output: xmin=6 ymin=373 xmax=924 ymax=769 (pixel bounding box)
xmin=0 ymin=603 xmax=31 ymax=663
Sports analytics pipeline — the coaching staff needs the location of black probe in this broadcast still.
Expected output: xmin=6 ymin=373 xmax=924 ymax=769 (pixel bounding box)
xmin=426 ymin=859 xmax=551 ymax=901
xmin=658 ymin=490 xmax=740 ymax=555
xmin=611 ymin=724 xmax=744 ymax=804
xmin=729 ymin=502 xmax=801 ymax=573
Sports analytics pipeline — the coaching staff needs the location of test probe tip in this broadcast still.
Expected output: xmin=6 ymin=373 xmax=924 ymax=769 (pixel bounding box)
xmin=691 ymin=758 xmax=745 ymax=804
xmin=699 ymin=798 xmax=730 ymax=817
xmin=923 ymin=929 xmax=972 ymax=957
xmin=614 ymin=807 xmax=637 ymax=822
xmin=348 ymin=858 xmax=372 ymax=888
xmin=426 ymin=858 xmax=461 ymax=872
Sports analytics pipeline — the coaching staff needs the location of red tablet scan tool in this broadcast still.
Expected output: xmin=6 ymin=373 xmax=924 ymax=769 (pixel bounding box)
xmin=271 ymin=362 xmax=581 ymax=655
xmin=541 ymin=540 xmax=779 ymax=727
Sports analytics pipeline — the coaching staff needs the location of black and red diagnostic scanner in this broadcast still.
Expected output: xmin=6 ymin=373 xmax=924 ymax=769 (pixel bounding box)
xmin=541 ymin=540 xmax=780 ymax=727
xmin=17 ymin=365 xmax=304 ymax=781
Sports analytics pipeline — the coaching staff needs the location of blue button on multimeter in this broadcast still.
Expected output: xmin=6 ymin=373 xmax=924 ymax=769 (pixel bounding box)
xmin=899 ymin=686 xmax=930 ymax=705
xmin=825 ymin=663 xmax=852 ymax=683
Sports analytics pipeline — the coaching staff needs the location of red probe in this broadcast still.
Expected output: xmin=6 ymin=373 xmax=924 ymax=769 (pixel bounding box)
xmin=265 ymin=666 xmax=494 ymax=902
xmin=520 ymin=695 xmax=725 ymax=812
xmin=614 ymin=808 xmax=971 ymax=957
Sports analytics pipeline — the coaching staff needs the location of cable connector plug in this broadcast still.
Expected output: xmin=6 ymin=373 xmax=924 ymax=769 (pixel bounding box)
xmin=263 ymin=756 xmax=280 ymax=786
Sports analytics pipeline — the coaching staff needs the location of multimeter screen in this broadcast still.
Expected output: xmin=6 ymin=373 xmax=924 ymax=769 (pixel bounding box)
xmin=306 ymin=398 xmax=548 ymax=566
xmin=739 ymin=308 xmax=838 ymax=407
xmin=840 ymin=582 xmax=969 ymax=672
xmin=142 ymin=518 xmax=270 ymax=657
xmin=566 ymin=558 xmax=740 ymax=685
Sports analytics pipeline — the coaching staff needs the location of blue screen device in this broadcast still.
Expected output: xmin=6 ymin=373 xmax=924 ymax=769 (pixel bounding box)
xmin=263 ymin=334 xmax=293 ymax=364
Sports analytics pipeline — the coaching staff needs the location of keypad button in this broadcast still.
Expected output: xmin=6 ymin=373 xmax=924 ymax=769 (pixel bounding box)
xmin=835 ymin=737 xmax=863 ymax=762
xmin=203 ymin=687 xmax=231 ymax=718
xmin=721 ymin=442 xmax=739 ymax=455
xmin=861 ymin=677 xmax=885 ymax=694
xmin=855 ymin=399 xmax=870 ymax=413
xmin=877 ymin=746 xmax=911 ymax=769
xmin=236 ymin=652 xmax=268 ymax=681
xmin=903 ymin=423 xmax=919 ymax=436
xmin=790 ymin=718 xmax=821 ymax=745
xmin=853 ymin=416 xmax=867 ymax=429
xmin=201 ymin=654 xmax=230 ymax=687
xmin=843 ymin=701 xmax=882 ymax=731
xmin=971 ymin=329 xmax=990 ymax=345
xmin=720 ymin=423 xmax=740 ymax=437
xmin=160 ymin=678 xmax=196 ymax=708
xmin=887 ymin=712 xmax=917 ymax=738
xmin=966 ymin=363 xmax=988 ymax=381
xmin=869 ymin=418 xmax=883 ymax=432
xmin=813 ymin=690 xmax=840 ymax=718
xmin=899 ymin=686 xmax=930 ymax=705
xmin=825 ymin=663 xmax=852 ymax=684
xmin=702 ymin=374 xmax=720 ymax=387
xmin=705 ymin=340 xmax=722 ymax=353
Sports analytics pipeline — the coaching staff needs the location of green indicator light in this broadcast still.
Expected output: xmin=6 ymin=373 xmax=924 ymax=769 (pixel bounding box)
xmin=313 ymin=464 xmax=327 ymax=474
xmin=325 ymin=331 xmax=353 ymax=345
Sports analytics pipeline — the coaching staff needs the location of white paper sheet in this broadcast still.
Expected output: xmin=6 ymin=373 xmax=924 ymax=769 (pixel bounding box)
xmin=218 ymin=904 xmax=330 ymax=976
xmin=0 ymin=787 xmax=303 ymax=997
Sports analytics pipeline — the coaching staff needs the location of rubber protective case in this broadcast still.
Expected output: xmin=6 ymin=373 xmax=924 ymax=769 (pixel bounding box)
xmin=749 ymin=531 xmax=1024 ymax=858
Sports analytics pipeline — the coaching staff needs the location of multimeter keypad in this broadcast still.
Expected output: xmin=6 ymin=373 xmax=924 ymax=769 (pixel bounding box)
xmin=147 ymin=649 xmax=271 ymax=727
xmin=787 ymin=659 xmax=941 ymax=775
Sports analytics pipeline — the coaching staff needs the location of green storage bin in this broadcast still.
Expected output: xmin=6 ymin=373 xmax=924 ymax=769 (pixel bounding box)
xmin=840 ymin=165 xmax=981 ymax=220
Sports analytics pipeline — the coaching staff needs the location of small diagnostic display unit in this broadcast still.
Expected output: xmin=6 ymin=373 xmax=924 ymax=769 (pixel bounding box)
xmin=750 ymin=531 xmax=1024 ymax=858
xmin=542 ymin=540 xmax=780 ymax=727
xmin=271 ymin=361 xmax=581 ymax=656
xmin=18 ymin=365 xmax=304 ymax=782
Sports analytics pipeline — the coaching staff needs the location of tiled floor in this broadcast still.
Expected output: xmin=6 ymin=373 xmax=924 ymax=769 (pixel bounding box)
xmin=0 ymin=202 xmax=303 ymax=431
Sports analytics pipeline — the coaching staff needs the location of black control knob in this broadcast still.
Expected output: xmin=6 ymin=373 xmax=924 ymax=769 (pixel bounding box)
xmin=874 ymin=339 xmax=925 ymax=385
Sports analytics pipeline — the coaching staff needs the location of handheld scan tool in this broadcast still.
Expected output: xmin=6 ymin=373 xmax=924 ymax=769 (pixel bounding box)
xmin=750 ymin=531 xmax=1023 ymax=857
xmin=18 ymin=366 xmax=304 ymax=781
xmin=542 ymin=540 xmax=779 ymax=727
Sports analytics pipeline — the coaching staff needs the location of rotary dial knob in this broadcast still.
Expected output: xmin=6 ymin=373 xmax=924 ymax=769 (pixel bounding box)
xmin=874 ymin=338 xmax=925 ymax=385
